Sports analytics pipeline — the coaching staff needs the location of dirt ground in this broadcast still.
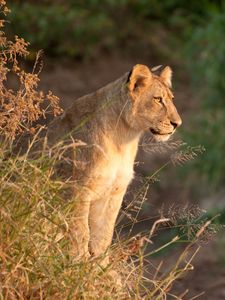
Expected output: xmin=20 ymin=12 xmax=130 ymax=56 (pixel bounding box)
xmin=38 ymin=55 xmax=225 ymax=299
xmin=170 ymin=234 xmax=225 ymax=299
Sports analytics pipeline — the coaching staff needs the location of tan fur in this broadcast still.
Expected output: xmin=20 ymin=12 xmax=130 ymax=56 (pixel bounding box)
xmin=47 ymin=64 xmax=182 ymax=261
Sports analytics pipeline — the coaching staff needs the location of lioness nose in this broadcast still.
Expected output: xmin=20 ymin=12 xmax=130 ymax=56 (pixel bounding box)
xmin=170 ymin=118 xmax=182 ymax=129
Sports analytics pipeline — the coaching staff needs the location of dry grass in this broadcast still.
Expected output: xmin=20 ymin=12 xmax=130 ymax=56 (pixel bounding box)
xmin=0 ymin=0 xmax=62 ymax=141
xmin=0 ymin=1 xmax=220 ymax=299
xmin=0 ymin=139 xmax=217 ymax=299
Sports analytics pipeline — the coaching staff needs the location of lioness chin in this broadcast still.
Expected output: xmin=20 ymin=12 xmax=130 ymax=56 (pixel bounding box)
xmin=47 ymin=64 xmax=182 ymax=263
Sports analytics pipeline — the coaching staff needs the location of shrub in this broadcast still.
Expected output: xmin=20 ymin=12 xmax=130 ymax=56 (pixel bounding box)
xmin=185 ymin=7 xmax=225 ymax=189
xmin=0 ymin=4 xmax=62 ymax=140
xmin=6 ymin=0 xmax=222 ymax=59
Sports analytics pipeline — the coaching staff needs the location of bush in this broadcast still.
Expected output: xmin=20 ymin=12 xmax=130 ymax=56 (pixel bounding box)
xmin=7 ymin=2 xmax=117 ymax=58
xmin=185 ymin=7 xmax=225 ymax=189
xmin=6 ymin=0 xmax=222 ymax=59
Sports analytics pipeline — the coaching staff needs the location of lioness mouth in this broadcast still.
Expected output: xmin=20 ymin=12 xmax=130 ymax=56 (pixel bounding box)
xmin=150 ymin=128 xmax=173 ymax=135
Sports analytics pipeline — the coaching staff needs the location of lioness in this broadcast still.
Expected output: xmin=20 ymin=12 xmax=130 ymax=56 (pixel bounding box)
xmin=47 ymin=64 xmax=182 ymax=261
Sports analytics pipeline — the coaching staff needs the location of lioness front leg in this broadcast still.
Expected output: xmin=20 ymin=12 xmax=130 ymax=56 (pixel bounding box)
xmin=70 ymin=194 xmax=91 ymax=260
xmin=88 ymin=189 xmax=126 ymax=264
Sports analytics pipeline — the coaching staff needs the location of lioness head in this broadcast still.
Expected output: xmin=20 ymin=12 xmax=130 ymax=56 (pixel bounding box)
xmin=125 ymin=64 xmax=182 ymax=141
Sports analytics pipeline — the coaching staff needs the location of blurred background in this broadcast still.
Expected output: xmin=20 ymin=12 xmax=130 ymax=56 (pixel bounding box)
xmin=6 ymin=0 xmax=225 ymax=298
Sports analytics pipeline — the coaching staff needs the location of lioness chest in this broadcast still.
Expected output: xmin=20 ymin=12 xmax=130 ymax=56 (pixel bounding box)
xmin=90 ymin=136 xmax=139 ymax=199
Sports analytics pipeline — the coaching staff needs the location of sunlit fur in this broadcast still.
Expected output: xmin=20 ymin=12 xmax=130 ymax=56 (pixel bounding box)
xmin=47 ymin=64 xmax=182 ymax=263
xmin=125 ymin=64 xmax=182 ymax=142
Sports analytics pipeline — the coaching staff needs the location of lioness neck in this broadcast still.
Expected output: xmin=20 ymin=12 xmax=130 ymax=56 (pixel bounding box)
xmin=65 ymin=72 xmax=142 ymax=146
xmin=95 ymin=73 xmax=142 ymax=147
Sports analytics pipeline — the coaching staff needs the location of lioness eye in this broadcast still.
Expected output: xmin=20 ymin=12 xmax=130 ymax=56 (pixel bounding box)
xmin=153 ymin=96 xmax=163 ymax=103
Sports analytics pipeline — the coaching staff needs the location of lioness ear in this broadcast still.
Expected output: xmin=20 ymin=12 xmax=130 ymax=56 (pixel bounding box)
xmin=127 ymin=64 xmax=152 ymax=95
xmin=160 ymin=66 xmax=172 ymax=88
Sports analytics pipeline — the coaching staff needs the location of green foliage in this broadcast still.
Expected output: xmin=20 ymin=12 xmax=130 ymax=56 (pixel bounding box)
xmin=7 ymin=2 xmax=115 ymax=58
xmin=7 ymin=0 xmax=222 ymax=59
xmin=185 ymin=7 xmax=225 ymax=189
